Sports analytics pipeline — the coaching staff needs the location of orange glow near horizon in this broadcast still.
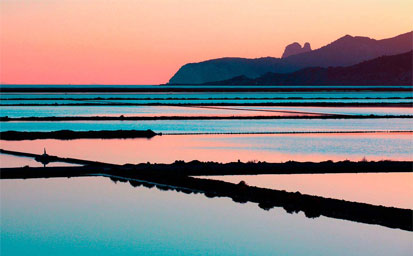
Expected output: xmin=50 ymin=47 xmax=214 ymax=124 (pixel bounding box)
xmin=1 ymin=0 xmax=412 ymax=85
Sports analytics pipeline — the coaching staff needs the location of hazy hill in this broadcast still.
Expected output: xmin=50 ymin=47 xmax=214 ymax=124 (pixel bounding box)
xmin=168 ymin=31 xmax=412 ymax=84
xmin=168 ymin=57 xmax=283 ymax=85
xmin=205 ymin=51 xmax=413 ymax=85
xmin=282 ymin=32 xmax=413 ymax=69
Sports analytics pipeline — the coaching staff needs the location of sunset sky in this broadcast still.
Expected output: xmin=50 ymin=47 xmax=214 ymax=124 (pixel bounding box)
xmin=1 ymin=0 xmax=412 ymax=85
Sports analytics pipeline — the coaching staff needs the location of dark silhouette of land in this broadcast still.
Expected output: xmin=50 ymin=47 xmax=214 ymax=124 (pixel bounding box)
xmin=0 ymin=130 xmax=158 ymax=140
xmin=1 ymin=130 xmax=412 ymax=140
xmin=2 ymin=148 xmax=412 ymax=175
xmin=1 ymin=86 xmax=411 ymax=93
xmin=113 ymin=175 xmax=413 ymax=232
xmin=282 ymin=42 xmax=312 ymax=58
xmin=0 ymin=149 xmax=118 ymax=167
xmin=0 ymin=149 xmax=412 ymax=231
xmin=169 ymin=31 xmax=412 ymax=84
xmin=206 ymin=51 xmax=413 ymax=85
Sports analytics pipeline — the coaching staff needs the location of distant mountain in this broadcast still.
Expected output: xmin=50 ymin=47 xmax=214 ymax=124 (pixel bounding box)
xmin=205 ymin=51 xmax=412 ymax=85
xmin=281 ymin=32 xmax=413 ymax=69
xmin=168 ymin=57 xmax=283 ymax=85
xmin=168 ymin=31 xmax=412 ymax=84
xmin=282 ymin=42 xmax=311 ymax=58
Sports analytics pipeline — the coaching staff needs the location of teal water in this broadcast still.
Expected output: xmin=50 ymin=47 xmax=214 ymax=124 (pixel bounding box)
xmin=2 ymin=98 xmax=412 ymax=105
xmin=1 ymin=89 xmax=412 ymax=255
xmin=1 ymin=90 xmax=412 ymax=105
xmin=1 ymin=105 xmax=412 ymax=118
xmin=1 ymin=119 xmax=412 ymax=133
xmin=1 ymin=177 xmax=412 ymax=256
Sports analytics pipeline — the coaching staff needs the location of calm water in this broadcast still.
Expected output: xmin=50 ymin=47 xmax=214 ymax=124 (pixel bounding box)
xmin=1 ymin=119 xmax=412 ymax=133
xmin=1 ymin=177 xmax=412 ymax=256
xmin=1 ymin=89 xmax=412 ymax=106
xmin=243 ymin=106 xmax=413 ymax=115
xmin=0 ymin=105 xmax=328 ymax=118
xmin=1 ymin=89 xmax=412 ymax=255
xmin=200 ymin=173 xmax=413 ymax=209
xmin=1 ymin=133 xmax=412 ymax=164
xmin=0 ymin=154 xmax=77 ymax=168
xmin=1 ymin=105 xmax=413 ymax=118
xmin=2 ymin=99 xmax=412 ymax=105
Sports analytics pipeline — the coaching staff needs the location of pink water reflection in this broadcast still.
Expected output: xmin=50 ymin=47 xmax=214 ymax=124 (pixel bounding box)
xmin=257 ymin=106 xmax=413 ymax=116
xmin=0 ymin=154 xmax=77 ymax=168
xmin=203 ymin=173 xmax=413 ymax=209
xmin=0 ymin=133 xmax=411 ymax=164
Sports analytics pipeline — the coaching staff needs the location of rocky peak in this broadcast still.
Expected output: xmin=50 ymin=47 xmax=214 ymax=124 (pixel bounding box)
xmin=282 ymin=42 xmax=312 ymax=58
xmin=303 ymin=42 xmax=311 ymax=51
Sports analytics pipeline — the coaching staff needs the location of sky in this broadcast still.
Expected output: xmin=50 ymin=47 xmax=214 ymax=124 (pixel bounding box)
xmin=1 ymin=0 xmax=412 ymax=85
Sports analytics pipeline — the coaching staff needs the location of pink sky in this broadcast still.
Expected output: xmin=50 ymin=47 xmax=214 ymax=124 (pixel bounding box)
xmin=1 ymin=0 xmax=412 ymax=85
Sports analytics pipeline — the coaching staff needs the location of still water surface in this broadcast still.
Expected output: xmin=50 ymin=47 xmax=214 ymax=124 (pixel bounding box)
xmin=1 ymin=177 xmax=412 ymax=256
xmin=1 ymin=134 xmax=411 ymax=164
xmin=0 ymin=154 xmax=77 ymax=168
xmin=1 ymin=106 xmax=412 ymax=118
xmin=1 ymin=119 xmax=412 ymax=133
xmin=200 ymin=173 xmax=413 ymax=209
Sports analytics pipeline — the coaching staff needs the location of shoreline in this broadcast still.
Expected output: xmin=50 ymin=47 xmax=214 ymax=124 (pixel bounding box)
xmin=0 ymin=130 xmax=158 ymax=140
xmin=1 ymin=114 xmax=412 ymax=122
xmin=1 ymin=130 xmax=412 ymax=140
xmin=1 ymin=87 xmax=412 ymax=93
xmin=1 ymin=149 xmax=412 ymax=175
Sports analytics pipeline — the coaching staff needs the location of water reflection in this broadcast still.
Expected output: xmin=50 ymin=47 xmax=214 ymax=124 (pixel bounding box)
xmin=1 ymin=105 xmax=412 ymax=118
xmin=0 ymin=154 xmax=77 ymax=168
xmin=1 ymin=134 xmax=411 ymax=164
xmin=1 ymin=119 xmax=413 ymax=133
xmin=2 ymin=98 xmax=412 ymax=105
xmin=1 ymin=177 xmax=411 ymax=256
xmin=200 ymin=173 xmax=413 ymax=209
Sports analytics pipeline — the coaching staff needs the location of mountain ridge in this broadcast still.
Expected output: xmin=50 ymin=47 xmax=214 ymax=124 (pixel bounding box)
xmin=168 ymin=31 xmax=412 ymax=84
xmin=204 ymin=51 xmax=413 ymax=86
